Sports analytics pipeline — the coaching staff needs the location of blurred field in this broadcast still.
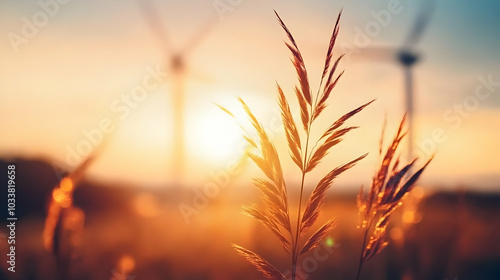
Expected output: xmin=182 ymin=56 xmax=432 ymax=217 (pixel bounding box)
xmin=1 ymin=158 xmax=500 ymax=280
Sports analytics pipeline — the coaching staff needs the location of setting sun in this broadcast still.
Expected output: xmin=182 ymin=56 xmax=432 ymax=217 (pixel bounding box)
xmin=187 ymin=105 xmax=243 ymax=164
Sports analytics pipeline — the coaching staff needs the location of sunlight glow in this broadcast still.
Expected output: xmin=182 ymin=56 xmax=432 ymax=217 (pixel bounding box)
xmin=187 ymin=107 xmax=243 ymax=164
xmin=52 ymin=188 xmax=72 ymax=208
xmin=60 ymin=177 xmax=74 ymax=192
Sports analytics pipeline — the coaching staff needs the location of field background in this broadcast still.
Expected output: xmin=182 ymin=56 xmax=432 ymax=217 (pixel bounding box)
xmin=1 ymin=159 xmax=500 ymax=280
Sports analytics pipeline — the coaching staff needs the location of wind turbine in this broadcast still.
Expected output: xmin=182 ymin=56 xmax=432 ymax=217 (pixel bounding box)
xmin=137 ymin=0 xmax=215 ymax=186
xmin=353 ymin=0 xmax=437 ymax=159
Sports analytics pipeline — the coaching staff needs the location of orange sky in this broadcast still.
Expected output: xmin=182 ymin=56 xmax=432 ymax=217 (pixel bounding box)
xmin=1 ymin=0 xmax=499 ymax=190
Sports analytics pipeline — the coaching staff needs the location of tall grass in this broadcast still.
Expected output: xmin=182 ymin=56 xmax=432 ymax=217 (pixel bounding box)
xmin=43 ymin=135 xmax=111 ymax=279
xmin=221 ymin=10 xmax=433 ymax=280
xmin=42 ymin=154 xmax=95 ymax=279
xmin=221 ymin=10 xmax=373 ymax=280
xmin=355 ymin=116 xmax=432 ymax=280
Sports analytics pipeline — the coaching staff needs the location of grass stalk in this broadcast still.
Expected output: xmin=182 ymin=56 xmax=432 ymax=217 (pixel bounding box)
xmin=225 ymin=10 xmax=374 ymax=280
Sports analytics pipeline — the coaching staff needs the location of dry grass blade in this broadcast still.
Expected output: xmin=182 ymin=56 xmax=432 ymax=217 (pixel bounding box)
xmin=312 ymin=103 xmax=327 ymax=123
xmin=232 ymin=98 xmax=293 ymax=238
xmin=313 ymin=67 xmax=345 ymax=121
xmin=320 ymin=11 xmax=342 ymax=82
xmin=355 ymin=116 xmax=433 ymax=280
xmin=295 ymin=86 xmax=310 ymax=131
xmin=362 ymin=235 xmax=388 ymax=262
xmin=217 ymin=103 xmax=259 ymax=149
xmin=374 ymin=115 xmax=407 ymax=189
xmin=216 ymin=103 xmax=235 ymax=118
xmin=378 ymin=114 xmax=387 ymax=156
xmin=391 ymin=157 xmax=433 ymax=202
xmin=246 ymin=155 xmax=291 ymax=235
xmin=42 ymin=132 xmax=114 ymax=280
xmin=232 ymin=244 xmax=286 ymax=280
xmin=239 ymin=98 xmax=270 ymax=147
xmin=253 ymin=178 xmax=286 ymax=212
xmin=301 ymin=154 xmax=367 ymax=236
xmin=278 ymin=83 xmax=303 ymax=170
xmin=357 ymin=185 xmax=366 ymax=227
xmin=67 ymin=153 xmax=97 ymax=182
xmin=248 ymin=153 xmax=274 ymax=181
xmin=322 ymin=57 xmax=344 ymax=100
xmin=239 ymin=98 xmax=287 ymax=189
xmin=321 ymin=99 xmax=375 ymax=141
xmin=314 ymin=11 xmax=342 ymax=121
xmin=275 ymin=10 xmax=312 ymax=106
xmin=219 ymin=101 xmax=292 ymax=240
xmin=380 ymin=160 xmax=415 ymax=204
xmin=243 ymin=205 xmax=291 ymax=253
xmin=226 ymin=10 xmax=373 ymax=280
xmin=314 ymin=67 xmax=344 ymax=121
xmin=43 ymin=144 xmax=104 ymax=252
xmin=306 ymin=126 xmax=359 ymax=173
xmin=299 ymin=219 xmax=336 ymax=255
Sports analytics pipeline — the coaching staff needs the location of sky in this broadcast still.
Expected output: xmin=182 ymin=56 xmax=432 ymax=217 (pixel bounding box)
xmin=0 ymin=0 xmax=499 ymax=191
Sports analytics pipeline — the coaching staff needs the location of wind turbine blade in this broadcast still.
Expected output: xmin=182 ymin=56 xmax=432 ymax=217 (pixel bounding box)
xmin=348 ymin=46 xmax=398 ymax=63
xmin=179 ymin=16 xmax=217 ymax=56
xmin=68 ymin=122 xmax=116 ymax=182
xmin=402 ymin=0 xmax=437 ymax=49
xmin=137 ymin=0 xmax=173 ymax=53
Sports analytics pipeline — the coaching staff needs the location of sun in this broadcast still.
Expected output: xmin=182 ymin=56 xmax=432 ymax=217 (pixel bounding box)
xmin=186 ymin=105 xmax=244 ymax=164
